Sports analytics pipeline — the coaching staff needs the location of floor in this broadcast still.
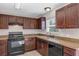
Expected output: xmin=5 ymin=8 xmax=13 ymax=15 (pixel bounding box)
xmin=19 ymin=50 xmax=41 ymax=56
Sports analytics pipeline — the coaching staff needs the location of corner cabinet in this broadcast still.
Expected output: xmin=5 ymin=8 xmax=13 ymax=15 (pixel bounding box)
xmin=23 ymin=18 xmax=39 ymax=29
xmin=36 ymin=38 xmax=48 ymax=56
xmin=23 ymin=17 xmax=46 ymax=29
xmin=37 ymin=17 xmax=46 ymax=29
xmin=25 ymin=37 xmax=36 ymax=52
xmin=0 ymin=15 xmax=8 ymax=29
xmin=56 ymin=3 xmax=79 ymax=28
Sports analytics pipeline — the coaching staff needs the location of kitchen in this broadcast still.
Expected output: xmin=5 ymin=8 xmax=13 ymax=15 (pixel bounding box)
xmin=0 ymin=3 xmax=79 ymax=56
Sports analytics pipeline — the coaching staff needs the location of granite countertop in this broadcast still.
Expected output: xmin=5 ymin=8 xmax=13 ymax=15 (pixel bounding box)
xmin=1 ymin=34 xmax=79 ymax=50
xmin=0 ymin=35 xmax=8 ymax=40
xmin=24 ymin=34 xmax=79 ymax=50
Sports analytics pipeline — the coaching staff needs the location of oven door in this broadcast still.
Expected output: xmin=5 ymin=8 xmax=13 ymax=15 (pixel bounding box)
xmin=8 ymin=40 xmax=24 ymax=52
xmin=11 ymin=40 xmax=24 ymax=48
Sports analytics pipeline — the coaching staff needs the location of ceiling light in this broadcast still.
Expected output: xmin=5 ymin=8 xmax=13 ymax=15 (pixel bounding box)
xmin=44 ymin=7 xmax=51 ymax=12
xmin=15 ymin=3 xmax=21 ymax=10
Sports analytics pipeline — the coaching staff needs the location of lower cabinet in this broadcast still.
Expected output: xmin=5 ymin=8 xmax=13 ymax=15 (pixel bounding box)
xmin=0 ymin=40 xmax=7 ymax=56
xmin=36 ymin=38 xmax=48 ymax=56
xmin=64 ymin=46 xmax=76 ymax=56
xmin=25 ymin=37 xmax=36 ymax=52
xmin=24 ymin=37 xmax=76 ymax=56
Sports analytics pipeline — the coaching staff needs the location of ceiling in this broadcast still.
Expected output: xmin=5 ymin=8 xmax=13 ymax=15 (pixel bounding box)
xmin=0 ymin=3 xmax=66 ymax=18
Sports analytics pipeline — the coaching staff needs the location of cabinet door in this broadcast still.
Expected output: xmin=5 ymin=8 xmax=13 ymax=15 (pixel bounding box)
xmin=25 ymin=37 xmax=36 ymax=52
xmin=36 ymin=38 xmax=48 ymax=56
xmin=0 ymin=15 xmax=8 ymax=29
xmin=37 ymin=18 xmax=41 ymax=29
xmin=0 ymin=40 xmax=7 ymax=56
xmin=16 ymin=17 xmax=24 ymax=25
xmin=37 ymin=17 xmax=46 ymax=29
xmin=30 ymin=19 xmax=37 ymax=29
xmin=56 ymin=7 xmax=65 ymax=28
xmin=36 ymin=39 xmax=42 ymax=53
xmin=41 ymin=17 xmax=46 ymax=30
xmin=65 ymin=4 xmax=78 ymax=28
xmin=40 ymin=40 xmax=48 ymax=56
xmin=77 ymin=4 xmax=79 ymax=27
xmin=64 ymin=46 xmax=76 ymax=56
xmin=23 ymin=18 xmax=31 ymax=29
xmin=8 ymin=16 xmax=16 ymax=25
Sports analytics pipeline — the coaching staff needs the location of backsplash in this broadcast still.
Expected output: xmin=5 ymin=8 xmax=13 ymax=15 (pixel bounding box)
xmin=0 ymin=29 xmax=8 ymax=35
xmin=0 ymin=25 xmax=43 ymax=35
xmin=58 ymin=29 xmax=79 ymax=36
xmin=9 ymin=25 xmax=23 ymax=32
xmin=0 ymin=25 xmax=79 ymax=36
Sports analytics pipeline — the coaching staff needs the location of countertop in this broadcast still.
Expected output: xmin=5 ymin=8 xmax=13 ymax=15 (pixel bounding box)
xmin=1 ymin=34 xmax=79 ymax=50
xmin=24 ymin=34 xmax=79 ymax=50
xmin=0 ymin=35 xmax=8 ymax=40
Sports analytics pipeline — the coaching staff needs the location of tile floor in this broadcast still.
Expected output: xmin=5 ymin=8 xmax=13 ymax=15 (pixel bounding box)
xmin=19 ymin=50 xmax=41 ymax=56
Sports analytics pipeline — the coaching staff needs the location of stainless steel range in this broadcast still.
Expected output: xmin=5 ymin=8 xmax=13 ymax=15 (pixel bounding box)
xmin=8 ymin=32 xmax=25 ymax=56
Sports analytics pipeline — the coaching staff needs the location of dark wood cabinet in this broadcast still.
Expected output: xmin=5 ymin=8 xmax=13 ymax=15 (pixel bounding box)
xmin=8 ymin=15 xmax=24 ymax=25
xmin=65 ymin=4 xmax=78 ymax=28
xmin=30 ymin=19 xmax=38 ymax=29
xmin=56 ymin=7 xmax=65 ymax=28
xmin=0 ymin=15 xmax=8 ymax=29
xmin=8 ymin=15 xmax=16 ymax=24
xmin=64 ymin=46 xmax=76 ymax=56
xmin=0 ymin=14 xmax=45 ymax=29
xmin=16 ymin=17 xmax=24 ymax=25
xmin=0 ymin=40 xmax=7 ymax=56
xmin=36 ymin=38 xmax=48 ymax=56
xmin=25 ymin=37 xmax=36 ymax=52
xmin=56 ymin=3 xmax=79 ymax=28
xmin=37 ymin=17 xmax=46 ymax=29
xmin=23 ymin=18 xmax=31 ymax=29
xmin=23 ymin=18 xmax=41 ymax=29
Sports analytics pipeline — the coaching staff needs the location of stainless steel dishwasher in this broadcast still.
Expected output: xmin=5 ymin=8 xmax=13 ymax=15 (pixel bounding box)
xmin=48 ymin=42 xmax=64 ymax=56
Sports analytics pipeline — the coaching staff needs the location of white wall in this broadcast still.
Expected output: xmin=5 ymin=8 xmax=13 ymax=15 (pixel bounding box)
xmin=0 ymin=25 xmax=43 ymax=36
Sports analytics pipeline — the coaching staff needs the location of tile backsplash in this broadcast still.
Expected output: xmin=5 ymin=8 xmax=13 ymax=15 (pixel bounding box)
xmin=0 ymin=25 xmax=79 ymax=36
xmin=0 ymin=25 xmax=43 ymax=35
xmin=58 ymin=29 xmax=79 ymax=36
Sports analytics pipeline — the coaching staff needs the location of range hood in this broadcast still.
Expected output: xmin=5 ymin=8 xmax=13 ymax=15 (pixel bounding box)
xmin=8 ymin=21 xmax=23 ymax=26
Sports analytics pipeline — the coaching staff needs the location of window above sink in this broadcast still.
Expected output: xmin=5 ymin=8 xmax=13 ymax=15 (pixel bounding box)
xmin=46 ymin=17 xmax=58 ymax=32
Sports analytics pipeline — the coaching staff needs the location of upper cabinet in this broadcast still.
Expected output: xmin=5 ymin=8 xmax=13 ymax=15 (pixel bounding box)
xmin=56 ymin=3 xmax=79 ymax=28
xmin=56 ymin=7 xmax=65 ymax=28
xmin=23 ymin=17 xmax=46 ymax=29
xmin=0 ymin=14 xmax=46 ymax=29
xmin=8 ymin=16 xmax=16 ymax=25
xmin=30 ymin=19 xmax=38 ymax=29
xmin=23 ymin=18 xmax=31 ymax=29
xmin=0 ymin=15 xmax=8 ymax=29
xmin=23 ymin=18 xmax=37 ymax=29
xmin=37 ymin=17 xmax=46 ymax=29
xmin=16 ymin=17 xmax=24 ymax=25
xmin=8 ymin=16 xmax=24 ymax=25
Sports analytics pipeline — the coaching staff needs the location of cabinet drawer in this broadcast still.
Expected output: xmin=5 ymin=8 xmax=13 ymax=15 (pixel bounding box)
xmin=64 ymin=46 xmax=76 ymax=56
xmin=0 ymin=47 xmax=6 ymax=56
xmin=64 ymin=53 xmax=72 ymax=56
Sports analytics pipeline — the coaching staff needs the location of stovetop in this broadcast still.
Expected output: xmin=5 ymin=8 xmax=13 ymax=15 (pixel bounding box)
xmin=8 ymin=32 xmax=24 ymax=40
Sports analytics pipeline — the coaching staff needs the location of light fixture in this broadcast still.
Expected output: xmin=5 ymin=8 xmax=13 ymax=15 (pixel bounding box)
xmin=44 ymin=7 xmax=51 ymax=12
xmin=15 ymin=3 xmax=21 ymax=10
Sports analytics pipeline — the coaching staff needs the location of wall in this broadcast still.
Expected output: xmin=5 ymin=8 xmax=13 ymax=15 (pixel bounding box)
xmin=0 ymin=25 xmax=42 ymax=35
